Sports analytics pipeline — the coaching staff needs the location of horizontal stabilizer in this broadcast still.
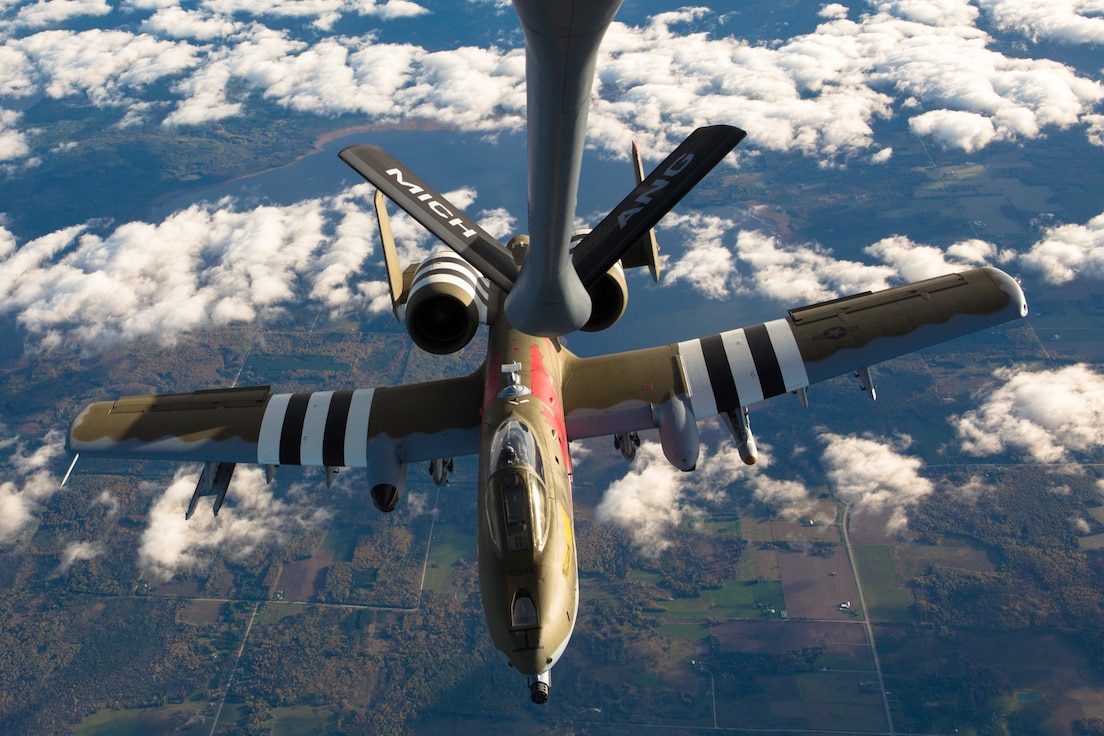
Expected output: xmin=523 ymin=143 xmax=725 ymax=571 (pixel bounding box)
xmin=572 ymin=125 xmax=746 ymax=288
xmin=340 ymin=144 xmax=519 ymax=291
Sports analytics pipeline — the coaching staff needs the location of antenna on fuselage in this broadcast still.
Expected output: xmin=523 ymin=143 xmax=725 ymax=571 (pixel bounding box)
xmin=498 ymin=362 xmax=531 ymax=399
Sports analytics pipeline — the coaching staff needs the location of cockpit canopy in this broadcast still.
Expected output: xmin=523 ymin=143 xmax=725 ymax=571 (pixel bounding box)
xmin=485 ymin=420 xmax=551 ymax=556
xmin=490 ymin=418 xmax=544 ymax=477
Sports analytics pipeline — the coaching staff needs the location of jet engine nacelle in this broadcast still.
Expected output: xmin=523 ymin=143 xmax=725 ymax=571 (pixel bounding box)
xmin=570 ymin=231 xmax=627 ymax=333
xmin=581 ymin=261 xmax=628 ymax=332
xmin=404 ymin=250 xmax=489 ymax=355
xmin=367 ymin=440 xmax=408 ymax=513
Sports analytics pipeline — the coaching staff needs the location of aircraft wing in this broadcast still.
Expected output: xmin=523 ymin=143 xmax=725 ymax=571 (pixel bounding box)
xmin=561 ymin=267 xmax=1027 ymax=463
xmin=68 ymin=372 xmax=484 ymax=469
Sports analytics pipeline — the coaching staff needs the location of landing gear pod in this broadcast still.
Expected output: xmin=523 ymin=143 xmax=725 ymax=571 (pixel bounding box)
xmin=428 ymin=457 xmax=454 ymax=487
xmin=653 ymin=394 xmax=700 ymax=471
xmin=370 ymin=484 xmax=400 ymax=512
xmin=367 ymin=440 xmax=407 ymax=512
xmin=614 ymin=431 xmax=640 ymax=461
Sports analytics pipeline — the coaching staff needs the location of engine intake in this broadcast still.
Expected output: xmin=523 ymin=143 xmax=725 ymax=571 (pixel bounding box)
xmin=404 ymin=250 xmax=489 ymax=354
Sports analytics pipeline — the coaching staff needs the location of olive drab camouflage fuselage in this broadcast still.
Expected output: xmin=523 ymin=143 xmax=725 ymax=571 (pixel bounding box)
xmin=476 ymin=316 xmax=579 ymax=678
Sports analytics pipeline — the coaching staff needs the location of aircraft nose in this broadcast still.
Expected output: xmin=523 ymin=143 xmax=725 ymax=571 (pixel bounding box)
xmin=510 ymin=646 xmax=551 ymax=677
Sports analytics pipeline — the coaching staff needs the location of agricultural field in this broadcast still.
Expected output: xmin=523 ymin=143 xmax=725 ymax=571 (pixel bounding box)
xmin=6 ymin=271 xmax=1104 ymax=734
xmin=850 ymin=545 xmax=914 ymax=622
xmin=422 ymin=521 xmax=473 ymax=594
xmin=776 ymin=547 xmax=861 ymax=620
xmin=52 ymin=434 xmax=1104 ymax=735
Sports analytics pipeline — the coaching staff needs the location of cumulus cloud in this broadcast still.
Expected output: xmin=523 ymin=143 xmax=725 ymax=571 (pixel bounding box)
xmin=0 ymin=110 xmax=31 ymax=162
xmin=594 ymin=439 xmax=736 ymax=557
xmin=1086 ymin=114 xmax=1104 ymax=147
xmin=866 ymin=235 xmax=999 ymax=281
xmin=0 ymin=185 xmax=391 ymax=351
xmin=13 ymin=0 xmax=112 ymax=29
xmin=590 ymin=8 xmax=893 ymax=159
xmin=735 ymin=230 xmax=898 ymax=302
xmin=7 ymin=29 xmax=200 ymax=106
xmin=140 ymin=6 xmax=243 ymax=41
xmin=597 ymin=431 xmax=931 ymax=549
xmin=199 ymin=0 xmax=427 ymax=30
xmin=953 ymin=364 xmax=1104 ymax=463
xmin=885 ymin=0 xmax=981 ymax=26
xmin=0 ymin=429 xmax=66 ymax=545
xmin=819 ymin=431 xmax=933 ymax=533
xmin=871 ymin=147 xmax=894 ymax=163
xmin=2 ymin=176 xmax=1026 ymax=356
xmin=163 ymin=31 xmax=525 ymax=128
xmin=475 ymin=206 xmax=518 ymax=241
xmin=56 ymin=540 xmax=104 ymax=573
xmin=95 ymin=489 xmax=119 ymax=517
xmin=3 ymin=0 xmax=1102 ymax=166
xmin=658 ymin=215 xmax=896 ymax=304
xmin=591 ymin=1 xmax=1103 ymax=159
xmin=660 ymin=212 xmax=741 ymax=299
xmin=657 ymin=208 xmax=1014 ymax=304
xmin=862 ymin=2 xmax=1103 ymax=150
xmin=953 ymin=474 xmax=998 ymax=502
xmin=740 ymin=446 xmax=831 ymax=523
xmin=0 ymin=178 xmax=510 ymax=353
xmin=2 ymin=25 xmax=205 ymax=162
xmin=979 ymin=0 xmax=1104 ymax=44
xmin=366 ymin=0 xmax=430 ymax=20
xmin=749 ymin=474 xmax=820 ymax=520
xmin=139 ymin=465 xmax=330 ymax=580
xmin=909 ymin=110 xmax=998 ymax=153
xmin=404 ymin=489 xmax=436 ymax=518
xmin=1017 ymin=211 xmax=1104 ymax=284
xmin=162 ymin=61 xmax=242 ymax=125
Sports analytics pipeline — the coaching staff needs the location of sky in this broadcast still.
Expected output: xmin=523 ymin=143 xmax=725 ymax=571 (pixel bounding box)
xmin=1 ymin=0 xmax=1104 ymax=572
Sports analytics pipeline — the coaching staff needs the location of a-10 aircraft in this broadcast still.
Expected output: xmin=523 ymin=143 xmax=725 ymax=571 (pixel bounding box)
xmin=67 ymin=0 xmax=1027 ymax=705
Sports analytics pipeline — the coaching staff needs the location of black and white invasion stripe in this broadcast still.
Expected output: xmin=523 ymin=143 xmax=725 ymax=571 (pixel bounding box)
xmin=258 ymin=389 xmax=376 ymax=467
xmin=677 ymin=319 xmax=809 ymax=417
xmin=401 ymin=249 xmax=492 ymax=324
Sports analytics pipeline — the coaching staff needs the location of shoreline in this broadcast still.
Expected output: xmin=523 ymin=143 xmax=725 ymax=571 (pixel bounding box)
xmin=151 ymin=118 xmax=471 ymax=213
xmin=220 ymin=119 xmax=454 ymax=187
